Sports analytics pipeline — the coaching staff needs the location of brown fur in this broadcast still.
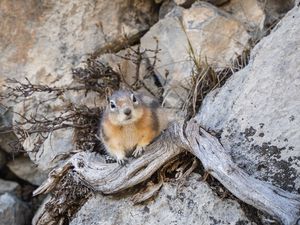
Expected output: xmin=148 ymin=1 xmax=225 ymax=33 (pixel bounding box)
xmin=100 ymin=91 xmax=168 ymax=162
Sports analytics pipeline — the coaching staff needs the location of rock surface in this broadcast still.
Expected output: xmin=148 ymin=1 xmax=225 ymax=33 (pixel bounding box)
xmin=22 ymin=127 xmax=74 ymax=171
xmin=7 ymin=156 xmax=47 ymax=185
xmin=260 ymin=0 xmax=294 ymax=27
xmin=97 ymin=46 xmax=161 ymax=97
xmin=198 ymin=5 xmax=300 ymax=193
xmin=0 ymin=106 xmax=18 ymax=154
xmin=0 ymin=179 xmax=20 ymax=195
xmin=141 ymin=2 xmax=250 ymax=107
xmin=0 ymin=193 xmax=31 ymax=225
xmin=221 ymin=0 xmax=265 ymax=30
xmin=70 ymin=174 xmax=254 ymax=225
xmin=221 ymin=0 xmax=295 ymax=36
xmin=0 ymin=0 xmax=158 ymax=84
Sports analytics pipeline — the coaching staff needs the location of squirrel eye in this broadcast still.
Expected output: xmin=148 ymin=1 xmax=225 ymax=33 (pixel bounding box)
xmin=131 ymin=94 xmax=138 ymax=103
xmin=110 ymin=101 xmax=116 ymax=109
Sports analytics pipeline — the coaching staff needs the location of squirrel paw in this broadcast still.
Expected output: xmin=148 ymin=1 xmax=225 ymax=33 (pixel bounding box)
xmin=117 ymin=158 xmax=128 ymax=166
xmin=105 ymin=155 xmax=116 ymax=164
xmin=132 ymin=146 xmax=145 ymax=158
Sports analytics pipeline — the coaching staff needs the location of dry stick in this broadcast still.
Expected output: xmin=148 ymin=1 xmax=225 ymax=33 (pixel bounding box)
xmin=34 ymin=121 xmax=300 ymax=225
xmin=182 ymin=118 xmax=300 ymax=225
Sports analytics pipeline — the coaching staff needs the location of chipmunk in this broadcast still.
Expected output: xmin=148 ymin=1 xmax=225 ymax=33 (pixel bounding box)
xmin=99 ymin=90 xmax=169 ymax=165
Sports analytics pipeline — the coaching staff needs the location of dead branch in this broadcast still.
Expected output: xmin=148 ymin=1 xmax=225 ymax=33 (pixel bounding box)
xmin=0 ymin=60 xmax=120 ymax=102
xmin=33 ymin=120 xmax=300 ymax=225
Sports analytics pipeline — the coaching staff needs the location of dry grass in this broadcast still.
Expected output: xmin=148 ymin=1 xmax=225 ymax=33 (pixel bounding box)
xmin=179 ymin=21 xmax=250 ymax=118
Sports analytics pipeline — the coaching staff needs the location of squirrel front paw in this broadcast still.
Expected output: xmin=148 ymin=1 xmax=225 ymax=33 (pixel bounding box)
xmin=132 ymin=146 xmax=145 ymax=158
xmin=116 ymin=157 xmax=128 ymax=166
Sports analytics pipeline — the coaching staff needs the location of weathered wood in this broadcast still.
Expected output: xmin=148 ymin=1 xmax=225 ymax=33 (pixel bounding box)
xmin=183 ymin=118 xmax=300 ymax=225
xmin=34 ymin=120 xmax=300 ymax=225
xmin=33 ymin=123 xmax=185 ymax=196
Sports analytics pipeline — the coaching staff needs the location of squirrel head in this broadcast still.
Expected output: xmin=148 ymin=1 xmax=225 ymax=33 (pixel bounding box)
xmin=106 ymin=90 xmax=144 ymax=126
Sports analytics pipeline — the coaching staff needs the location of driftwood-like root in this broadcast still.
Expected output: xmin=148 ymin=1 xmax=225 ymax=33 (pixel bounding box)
xmin=34 ymin=123 xmax=185 ymax=197
xmin=34 ymin=120 xmax=300 ymax=225
xmin=183 ymin=118 xmax=300 ymax=225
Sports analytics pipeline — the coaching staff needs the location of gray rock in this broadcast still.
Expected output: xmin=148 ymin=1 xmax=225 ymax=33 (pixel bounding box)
xmin=7 ymin=156 xmax=47 ymax=186
xmin=22 ymin=127 xmax=75 ymax=172
xmin=0 ymin=179 xmax=20 ymax=195
xmin=97 ymin=46 xmax=161 ymax=97
xmin=0 ymin=0 xmax=158 ymax=85
xmin=198 ymin=5 xmax=300 ymax=193
xmin=259 ymin=0 xmax=294 ymax=27
xmin=0 ymin=106 xmax=18 ymax=154
xmin=221 ymin=0 xmax=266 ymax=30
xmin=0 ymin=193 xmax=31 ymax=225
xmin=221 ymin=0 xmax=295 ymax=36
xmin=70 ymin=173 xmax=254 ymax=225
xmin=159 ymin=0 xmax=177 ymax=19
xmin=141 ymin=2 xmax=250 ymax=108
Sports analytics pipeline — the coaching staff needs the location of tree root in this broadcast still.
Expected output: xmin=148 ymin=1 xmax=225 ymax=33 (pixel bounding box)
xmin=33 ymin=120 xmax=300 ymax=225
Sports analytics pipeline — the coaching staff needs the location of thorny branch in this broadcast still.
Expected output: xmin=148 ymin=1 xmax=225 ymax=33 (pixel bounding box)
xmin=1 ymin=61 xmax=120 ymax=101
xmin=115 ymin=38 xmax=163 ymax=98
xmin=0 ymin=59 xmax=119 ymax=155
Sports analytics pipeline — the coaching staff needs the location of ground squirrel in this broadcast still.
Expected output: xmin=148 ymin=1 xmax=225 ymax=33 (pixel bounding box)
xmin=99 ymin=90 xmax=169 ymax=165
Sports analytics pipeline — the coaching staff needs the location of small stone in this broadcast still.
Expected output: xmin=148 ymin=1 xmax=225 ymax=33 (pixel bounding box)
xmin=0 ymin=193 xmax=31 ymax=225
xmin=0 ymin=179 xmax=20 ymax=194
xmin=221 ymin=0 xmax=265 ymax=30
xmin=7 ymin=156 xmax=47 ymax=186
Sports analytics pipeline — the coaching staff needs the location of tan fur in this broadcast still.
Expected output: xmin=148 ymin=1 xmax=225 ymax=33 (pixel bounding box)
xmin=100 ymin=91 xmax=168 ymax=163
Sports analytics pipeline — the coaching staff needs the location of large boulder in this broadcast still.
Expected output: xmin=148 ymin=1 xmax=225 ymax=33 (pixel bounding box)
xmin=22 ymin=127 xmax=74 ymax=171
xmin=0 ymin=193 xmax=31 ymax=225
xmin=198 ymin=5 xmax=300 ymax=193
xmin=70 ymin=174 xmax=254 ymax=225
xmin=7 ymin=156 xmax=47 ymax=186
xmin=0 ymin=0 xmax=158 ymax=84
xmin=141 ymin=2 xmax=250 ymax=108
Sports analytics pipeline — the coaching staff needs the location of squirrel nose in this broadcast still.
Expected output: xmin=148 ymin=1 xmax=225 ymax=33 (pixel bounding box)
xmin=124 ymin=108 xmax=131 ymax=116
